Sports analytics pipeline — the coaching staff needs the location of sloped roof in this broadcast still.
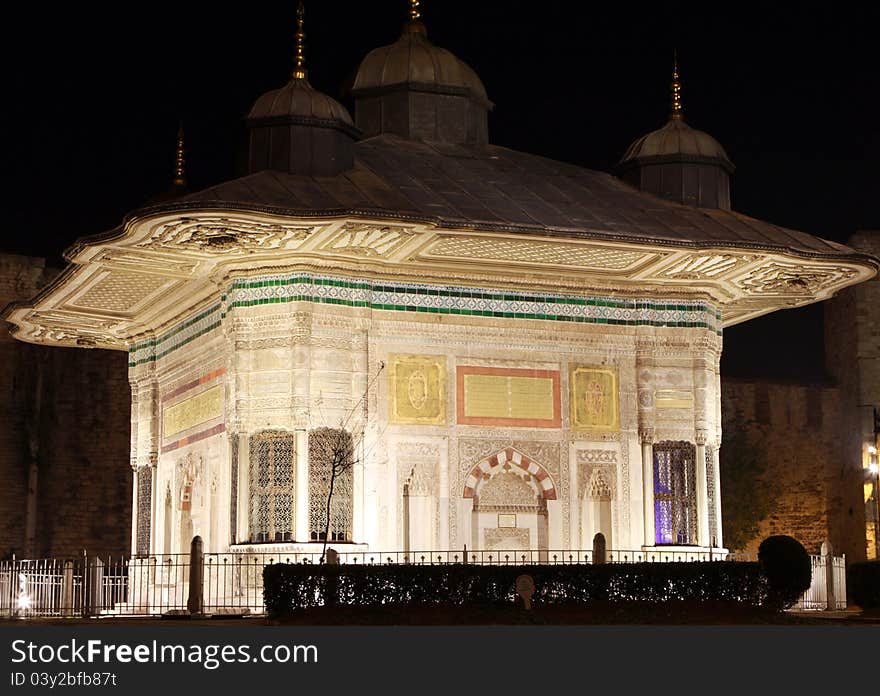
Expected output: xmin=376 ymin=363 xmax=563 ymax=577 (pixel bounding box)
xmin=170 ymin=134 xmax=865 ymax=263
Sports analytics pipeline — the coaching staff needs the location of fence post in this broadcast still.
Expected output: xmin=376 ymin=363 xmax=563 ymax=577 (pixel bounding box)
xmin=820 ymin=540 xmax=835 ymax=611
xmin=87 ymin=557 xmax=104 ymax=617
xmin=187 ymin=536 xmax=204 ymax=616
xmin=61 ymin=561 xmax=75 ymax=617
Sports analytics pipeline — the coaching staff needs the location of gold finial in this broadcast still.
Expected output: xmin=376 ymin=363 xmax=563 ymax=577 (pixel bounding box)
xmin=410 ymin=0 xmax=421 ymax=22
xmin=671 ymin=51 xmax=683 ymax=119
xmin=173 ymin=123 xmax=186 ymax=188
xmin=293 ymin=1 xmax=307 ymax=80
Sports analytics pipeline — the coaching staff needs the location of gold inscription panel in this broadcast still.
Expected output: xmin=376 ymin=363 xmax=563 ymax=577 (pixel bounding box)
xmin=389 ymin=354 xmax=446 ymax=425
xmin=570 ymin=366 xmax=620 ymax=431
xmin=655 ymin=389 xmax=694 ymax=409
xmin=163 ymin=385 xmax=223 ymax=438
xmin=457 ymin=367 xmax=561 ymax=428
xmin=463 ymin=375 xmax=555 ymax=420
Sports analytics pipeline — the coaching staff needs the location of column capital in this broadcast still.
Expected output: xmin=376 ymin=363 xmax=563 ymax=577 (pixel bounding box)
xmin=639 ymin=427 xmax=654 ymax=445
xmin=695 ymin=429 xmax=708 ymax=446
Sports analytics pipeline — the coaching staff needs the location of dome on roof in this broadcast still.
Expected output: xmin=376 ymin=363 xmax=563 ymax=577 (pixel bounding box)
xmin=352 ymin=21 xmax=489 ymax=105
xmin=248 ymin=77 xmax=353 ymax=125
xmin=620 ymin=116 xmax=732 ymax=171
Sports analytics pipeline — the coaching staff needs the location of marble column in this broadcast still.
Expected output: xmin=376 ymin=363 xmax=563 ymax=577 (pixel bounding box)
xmin=640 ymin=428 xmax=655 ymax=547
xmin=438 ymin=440 xmax=449 ymax=550
xmin=295 ymin=429 xmax=309 ymax=542
xmin=711 ymin=444 xmax=723 ymax=547
xmin=694 ymin=430 xmax=709 ymax=547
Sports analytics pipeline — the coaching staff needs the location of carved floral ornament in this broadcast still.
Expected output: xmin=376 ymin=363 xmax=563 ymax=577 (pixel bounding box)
xmin=658 ymin=253 xmax=757 ymax=280
xmin=138 ymin=217 xmax=316 ymax=254
xmin=317 ymin=223 xmax=416 ymax=258
xmin=733 ymin=261 xmax=858 ymax=296
xmin=27 ymin=313 xmax=126 ymax=348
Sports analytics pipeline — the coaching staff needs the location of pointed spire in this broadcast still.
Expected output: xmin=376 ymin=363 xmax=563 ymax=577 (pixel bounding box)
xmin=410 ymin=0 xmax=421 ymax=22
xmin=671 ymin=51 xmax=683 ymax=120
xmin=172 ymin=123 xmax=187 ymax=189
xmin=293 ymin=1 xmax=307 ymax=80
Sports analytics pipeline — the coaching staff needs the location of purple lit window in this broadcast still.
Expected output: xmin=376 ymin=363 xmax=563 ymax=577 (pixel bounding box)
xmin=653 ymin=441 xmax=697 ymax=545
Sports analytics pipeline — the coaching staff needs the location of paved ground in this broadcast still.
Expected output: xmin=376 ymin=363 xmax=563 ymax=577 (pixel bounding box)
xmin=2 ymin=605 xmax=879 ymax=626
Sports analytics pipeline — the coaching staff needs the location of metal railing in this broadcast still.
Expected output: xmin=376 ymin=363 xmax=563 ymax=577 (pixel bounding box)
xmin=0 ymin=546 xmax=842 ymax=618
xmin=794 ymin=553 xmax=847 ymax=611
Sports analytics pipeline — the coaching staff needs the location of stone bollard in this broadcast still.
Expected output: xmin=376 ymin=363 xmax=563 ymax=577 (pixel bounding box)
xmin=187 ymin=536 xmax=204 ymax=616
xmin=593 ymin=532 xmax=607 ymax=564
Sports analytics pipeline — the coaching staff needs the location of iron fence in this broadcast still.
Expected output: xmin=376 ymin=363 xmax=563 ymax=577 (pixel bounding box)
xmin=2 ymin=546 xmax=842 ymax=618
xmin=794 ymin=553 xmax=847 ymax=611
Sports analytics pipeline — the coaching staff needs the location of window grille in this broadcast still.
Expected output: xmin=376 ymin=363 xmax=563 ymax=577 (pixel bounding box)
xmin=249 ymin=431 xmax=295 ymax=542
xmin=653 ymin=441 xmax=697 ymax=545
xmin=308 ymin=428 xmax=354 ymax=542
xmin=136 ymin=466 xmax=152 ymax=557
xmin=706 ymin=446 xmax=717 ymax=544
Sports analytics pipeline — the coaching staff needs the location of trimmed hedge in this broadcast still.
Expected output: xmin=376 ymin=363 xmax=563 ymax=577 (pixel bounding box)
xmin=848 ymin=560 xmax=880 ymax=610
xmin=758 ymin=535 xmax=812 ymax=610
xmin=263 ymin=562 xmax=769 ymax=618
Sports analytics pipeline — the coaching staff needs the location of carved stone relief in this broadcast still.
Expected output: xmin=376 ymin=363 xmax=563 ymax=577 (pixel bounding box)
xmin=318 ymin=223 xmax=416 ymax=258
xmin=476 ymin=471 xmax=540 ymax=509
xmin=140 ymin=218 xmax=315 ymax=254
xmin=734 ymin=262 xmax=857 ymax=295
xmin=484 ymin=527 xmax=530 ymax=551
xmin=659 ymin=253 xmax=756 ymax=279
xmin=423 ymin=236 xmax=656 ymax=271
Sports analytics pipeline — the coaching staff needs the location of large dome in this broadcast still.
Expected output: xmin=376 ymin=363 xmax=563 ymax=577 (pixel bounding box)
xmin=248 ymin=77 xmax=353 ymax=125
xmin=620 ymin=117 xmax=733 ymax=171
xmin=352 ymin=21 xmax=489 ymax=105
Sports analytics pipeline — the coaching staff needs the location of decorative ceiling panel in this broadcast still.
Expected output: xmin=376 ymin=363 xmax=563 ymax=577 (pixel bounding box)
xmin=419 ymin=235 xmax=660 ymax=272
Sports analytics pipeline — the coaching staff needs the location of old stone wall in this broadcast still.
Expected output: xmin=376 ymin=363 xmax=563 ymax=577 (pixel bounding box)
xmin=0 ymin=254 xmax=131 ymax=559
xmin=721 ymin=378 xmax=865 ymax=560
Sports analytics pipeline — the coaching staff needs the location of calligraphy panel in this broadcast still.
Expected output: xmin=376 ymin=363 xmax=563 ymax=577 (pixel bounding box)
xmin=389 ymin=354 xmax=446 ymax=425
xmin=569 ymin=365 xmax=619 ymax=431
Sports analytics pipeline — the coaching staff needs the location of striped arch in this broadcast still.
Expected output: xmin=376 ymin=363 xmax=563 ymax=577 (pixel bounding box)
xmin=463 ymin=447 xmax=557 ymax=500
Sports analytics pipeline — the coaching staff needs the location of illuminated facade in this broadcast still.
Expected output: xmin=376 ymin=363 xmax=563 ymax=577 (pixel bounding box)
xmin=3 ymin=4 xmax=877 ymax=560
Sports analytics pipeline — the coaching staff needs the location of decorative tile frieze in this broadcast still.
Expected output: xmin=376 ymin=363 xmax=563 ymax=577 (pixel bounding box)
xmin=130 ymin=272 xmax=723 ymax=366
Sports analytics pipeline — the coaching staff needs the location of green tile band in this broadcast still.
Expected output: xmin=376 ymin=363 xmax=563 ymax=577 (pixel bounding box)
xmin=129 ymin=272 xmax=721 ymax=366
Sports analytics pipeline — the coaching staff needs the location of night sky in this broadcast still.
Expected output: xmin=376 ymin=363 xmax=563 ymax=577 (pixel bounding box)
xmin=6 ymin=1 xmax=878 ymax=379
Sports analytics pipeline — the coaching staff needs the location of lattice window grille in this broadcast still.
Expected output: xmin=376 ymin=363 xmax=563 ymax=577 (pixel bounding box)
xmin=653 ymin=441 xmax=697 ymax=545
xmin=308 ymin=428 xmax=354 ymax=542
xmin=706 ymin=447 xmax=718 ymax=545
xmin=230 ymin=435 xmax=239 ymax=544
xmin=136 ymin=467 xmax=153 ymax=557
xmin=248 ymin=431 xmax=295 ymax=542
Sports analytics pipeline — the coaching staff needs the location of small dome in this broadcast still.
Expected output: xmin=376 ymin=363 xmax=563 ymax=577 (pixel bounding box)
xmin=352 ymin=21 xmax=489 ymax=105
xmin=248 ymin=77 xmax=353 ymax=125
xmin=620 ymin=117 xmax=733 ymax=171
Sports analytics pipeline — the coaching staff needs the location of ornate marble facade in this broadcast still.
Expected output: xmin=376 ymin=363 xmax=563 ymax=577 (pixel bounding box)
xmin=118 ymin=267 xmax=729 ymax=557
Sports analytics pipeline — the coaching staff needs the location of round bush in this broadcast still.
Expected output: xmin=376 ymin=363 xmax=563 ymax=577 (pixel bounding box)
xmin=758 ymin=535 xmax=812 ymax=610
xmin=847 ymin=561 xmax=880 ymax=610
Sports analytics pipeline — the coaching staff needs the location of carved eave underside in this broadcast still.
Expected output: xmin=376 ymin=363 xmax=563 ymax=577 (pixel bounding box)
xmin=4 ymin=209 xmax=877 ymax=350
